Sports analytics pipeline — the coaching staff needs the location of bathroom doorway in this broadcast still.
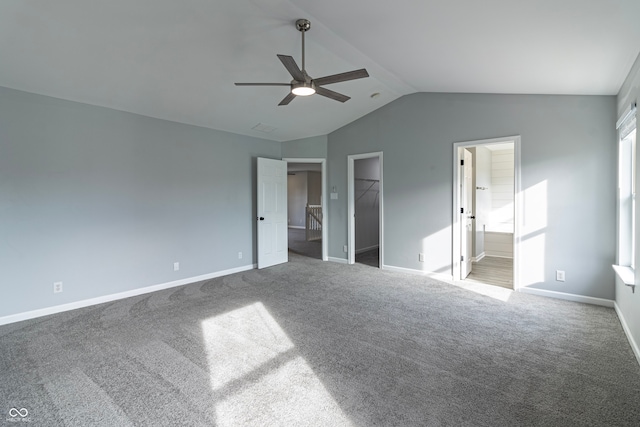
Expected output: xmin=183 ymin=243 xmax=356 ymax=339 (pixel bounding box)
xmin=453 ymin=137 xmax=521 ymax=289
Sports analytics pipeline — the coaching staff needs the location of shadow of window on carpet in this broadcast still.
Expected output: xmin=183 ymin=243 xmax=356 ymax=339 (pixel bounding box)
xmin=200 ymin=302 xmax=351 ymax=425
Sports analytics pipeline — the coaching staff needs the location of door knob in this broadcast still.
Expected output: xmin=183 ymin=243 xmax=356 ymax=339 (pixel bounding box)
xmin=470 ymin=215 xmax=475 ymax=219
xmin=258 ymin=217 xmax=265 ymax=221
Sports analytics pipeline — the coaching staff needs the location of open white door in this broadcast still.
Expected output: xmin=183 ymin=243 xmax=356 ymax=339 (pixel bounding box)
xmin=257 ymin=157 xmax=288 ymax=269
xmin=461 ymin=148 xmax=473 ymax=278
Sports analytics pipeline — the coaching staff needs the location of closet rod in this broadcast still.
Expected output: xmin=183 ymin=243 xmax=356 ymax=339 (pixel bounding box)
xmin=356 ymin=181 xmax=378 ymax=202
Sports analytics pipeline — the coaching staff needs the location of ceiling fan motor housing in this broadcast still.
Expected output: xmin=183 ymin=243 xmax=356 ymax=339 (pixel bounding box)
xmin=296 ymin=19 xmax=311 ymax=32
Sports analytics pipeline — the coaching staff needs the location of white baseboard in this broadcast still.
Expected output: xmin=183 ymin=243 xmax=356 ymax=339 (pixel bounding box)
xmin=484 ymin=254 xmax=514 ymax=259
xmin=288 ymin=225 xmax=305 ymax=230
xmin=472 ymin=252 xmax=486 ymax=262
xmin=381 ymin=264 xmax=453 ymax=284
xmin=517 ymin=287 xmax=614 ymax=308
xmin=614 ymin=302 xmax=640 ymax=366
xmin=0 ymin=264 xmax=256 ymax=326
xmin=328 ymin=256 xmax=349 ymax=264
xmin=356 ymin=245 xmax=379 ymax=255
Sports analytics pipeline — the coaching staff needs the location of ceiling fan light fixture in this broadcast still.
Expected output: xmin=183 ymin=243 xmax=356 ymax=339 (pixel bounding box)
xmin=291 ymin=81 xmax=315 ymax=96
xmin=235 ymin=18 xmax=368 ymax=105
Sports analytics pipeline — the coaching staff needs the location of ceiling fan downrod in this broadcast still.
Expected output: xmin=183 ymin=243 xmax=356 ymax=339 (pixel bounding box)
xmin=296 ymin=19 xmax=311 ymax=73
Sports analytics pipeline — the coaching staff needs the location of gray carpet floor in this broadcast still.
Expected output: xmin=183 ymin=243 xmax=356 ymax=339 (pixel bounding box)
xmin=288 ymin=228 xmax=322 ymax=259
xmin=1 ymin=253 xmax=639 ymax=426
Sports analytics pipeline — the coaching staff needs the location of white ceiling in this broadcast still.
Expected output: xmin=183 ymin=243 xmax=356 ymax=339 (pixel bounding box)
xmin=1 ymin=0 xmax=639 ymax=142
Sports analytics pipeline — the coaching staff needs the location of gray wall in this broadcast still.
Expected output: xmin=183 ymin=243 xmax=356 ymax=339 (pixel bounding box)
xmin=0 ymin=85 xmax=624 ymax=323
xmin=281 ymin=135 xmax=327 ymax=159
xmin=328 ymin=93 xmax=616 ymax=299
xmin=616 ymin=52 xmax=640 ymax=356
xmin=0 ymin=87 xmax=280 ymax=318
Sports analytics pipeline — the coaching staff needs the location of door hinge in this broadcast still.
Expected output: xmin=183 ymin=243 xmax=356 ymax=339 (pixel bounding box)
xmin=460 ymin=159 xmax=464 ymax=166
xmin=460 ymin=207 xmax=464 ymax=214
xmin=461 ymin=255 xmax=464 ymax=262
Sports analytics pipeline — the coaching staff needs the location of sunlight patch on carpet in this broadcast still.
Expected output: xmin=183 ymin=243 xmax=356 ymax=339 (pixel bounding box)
xmin=201 ymin=302 xmax=352 ymax=426
xmin=453 ymin=280 xmax=513 ymax=302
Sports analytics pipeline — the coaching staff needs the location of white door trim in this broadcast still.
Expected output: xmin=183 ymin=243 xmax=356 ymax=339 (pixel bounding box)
xmin=461 ymin=148 xmax=474 ymax=278
xmin=348 ymin=152 xmax=384 ymax=267
xmin=282 ymin=157 xmax=328 ymax=261
xmin=452 ymin=136 xmax=522 ymax=289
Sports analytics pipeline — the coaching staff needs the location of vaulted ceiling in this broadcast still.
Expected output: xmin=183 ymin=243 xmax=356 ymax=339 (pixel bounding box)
xmin=1 ymin=1 xmax=639 ymax=141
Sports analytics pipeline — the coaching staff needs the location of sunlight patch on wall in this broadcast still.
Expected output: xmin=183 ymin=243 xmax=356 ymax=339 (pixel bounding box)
xmin=520 ymin=233 xmax=546 ymax=286
xmin=421 ymin=225 xmax=453 ymax=274
xmin=200 ymin=302 xmax=352 ymax=426
xmin=520 ymin=180 xmax=548 ymax=287
xmin=522 ymin=181 xmax=548 ymax=234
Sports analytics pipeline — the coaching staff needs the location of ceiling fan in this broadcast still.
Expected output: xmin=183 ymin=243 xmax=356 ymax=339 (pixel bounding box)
xmin=235 ymin=19 xmax=369 ymax=106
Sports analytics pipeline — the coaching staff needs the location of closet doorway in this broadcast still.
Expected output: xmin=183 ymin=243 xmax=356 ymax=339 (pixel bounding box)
xmin=348 ymin=152 xmax=383 ymax=268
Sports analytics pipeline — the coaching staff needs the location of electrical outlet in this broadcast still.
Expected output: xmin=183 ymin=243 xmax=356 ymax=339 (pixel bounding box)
xmin=174 ymin=262 xmax=180 ymax=271
xmin=419 ymin=253 xmax=425 ymax=262
xmin=343 ymin=245 xmax=348 ymax=253
xmin=53 ymin=282 xmax=63 ymax=293
xmin=556 ymin=270 xmax=565 ymax=282
xmin=238 ymin=252 xmax=243 ymax=259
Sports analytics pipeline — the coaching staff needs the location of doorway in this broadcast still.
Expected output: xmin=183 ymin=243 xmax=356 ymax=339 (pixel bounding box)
xmin=348 ymin=152 xmax=383 ymax=268
xmin=452 ymin=137 xmax=521 ymax=289
xmin=283 ymin=158 xmax=327 ymax=261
